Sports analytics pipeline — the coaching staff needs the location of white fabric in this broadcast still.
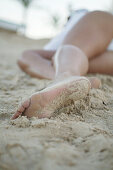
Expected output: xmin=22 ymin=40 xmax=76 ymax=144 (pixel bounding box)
xmin=44 ymin=10 xmax=113 ymax=51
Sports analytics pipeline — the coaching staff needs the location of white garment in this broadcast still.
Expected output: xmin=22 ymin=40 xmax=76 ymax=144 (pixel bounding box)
xmin=45 ymin=9 xmax=113 ymax=51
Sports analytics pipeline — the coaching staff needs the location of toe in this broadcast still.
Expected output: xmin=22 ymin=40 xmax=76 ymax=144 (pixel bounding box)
xmin=88 ymin=77 xmax=101 ymax=89
xmin=11 ymin=110 xmax=22 ymax=119
xmin=11 ymin=99 xmax=31 ymax=119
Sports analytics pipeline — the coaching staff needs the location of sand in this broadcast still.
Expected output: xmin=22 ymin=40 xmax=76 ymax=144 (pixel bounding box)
xmin=0 ymin=29 xmax=113 ymax=170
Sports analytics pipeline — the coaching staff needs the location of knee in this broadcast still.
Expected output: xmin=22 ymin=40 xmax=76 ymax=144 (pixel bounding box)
xmin=58 ymin=44 xmax=83 ymax=54
xmin=87 ymin=11 xmax=113 ymax=46
xmin=58 ymin=44 xmax=72 ymax=51
xmin=87 ymin=10 xmax=113 ymax=29
xmin=88 ymin=10 xmax=113 ymax=33
xmin=88 ymin=10 xmax=113 ymax=19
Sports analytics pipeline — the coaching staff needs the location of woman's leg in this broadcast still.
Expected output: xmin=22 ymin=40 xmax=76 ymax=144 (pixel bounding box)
xmin=18 ymin=48 xmax=113 ymax=78
xmin=18 ymin=11 xmax=113 ymax=79
xmin=12 ymin=11 xmax=113 ymax=119
xmin=52 ymin=44 xmax=101 ymax=88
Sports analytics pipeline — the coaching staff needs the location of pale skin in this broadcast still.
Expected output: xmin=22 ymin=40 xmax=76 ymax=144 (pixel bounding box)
xmin=12 ymin=11 xmax=113 ymax=119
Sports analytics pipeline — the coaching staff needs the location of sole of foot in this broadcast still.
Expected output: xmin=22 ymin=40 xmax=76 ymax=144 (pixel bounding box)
xmin=18 ymin=55 xmax=55 ymax=80
xmin=12 ymin=76 xmax=91 ymax=120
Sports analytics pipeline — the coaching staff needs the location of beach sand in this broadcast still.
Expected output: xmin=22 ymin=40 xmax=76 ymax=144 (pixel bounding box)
xmin=0 ymin=29 xmax=113 ymax=170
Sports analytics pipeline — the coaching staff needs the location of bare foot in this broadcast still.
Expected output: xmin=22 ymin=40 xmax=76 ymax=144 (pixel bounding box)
xmin=88 ymin=77 xmax=101 ymax=88
xmin=18 ymin=50 xmax=55 ymax=79
xmin=12 ymin=76 xmax=91 ymax=119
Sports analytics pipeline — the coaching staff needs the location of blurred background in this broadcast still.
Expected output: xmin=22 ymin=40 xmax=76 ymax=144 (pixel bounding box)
xmin=0 ymin=0 xmax=113 ymax=39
